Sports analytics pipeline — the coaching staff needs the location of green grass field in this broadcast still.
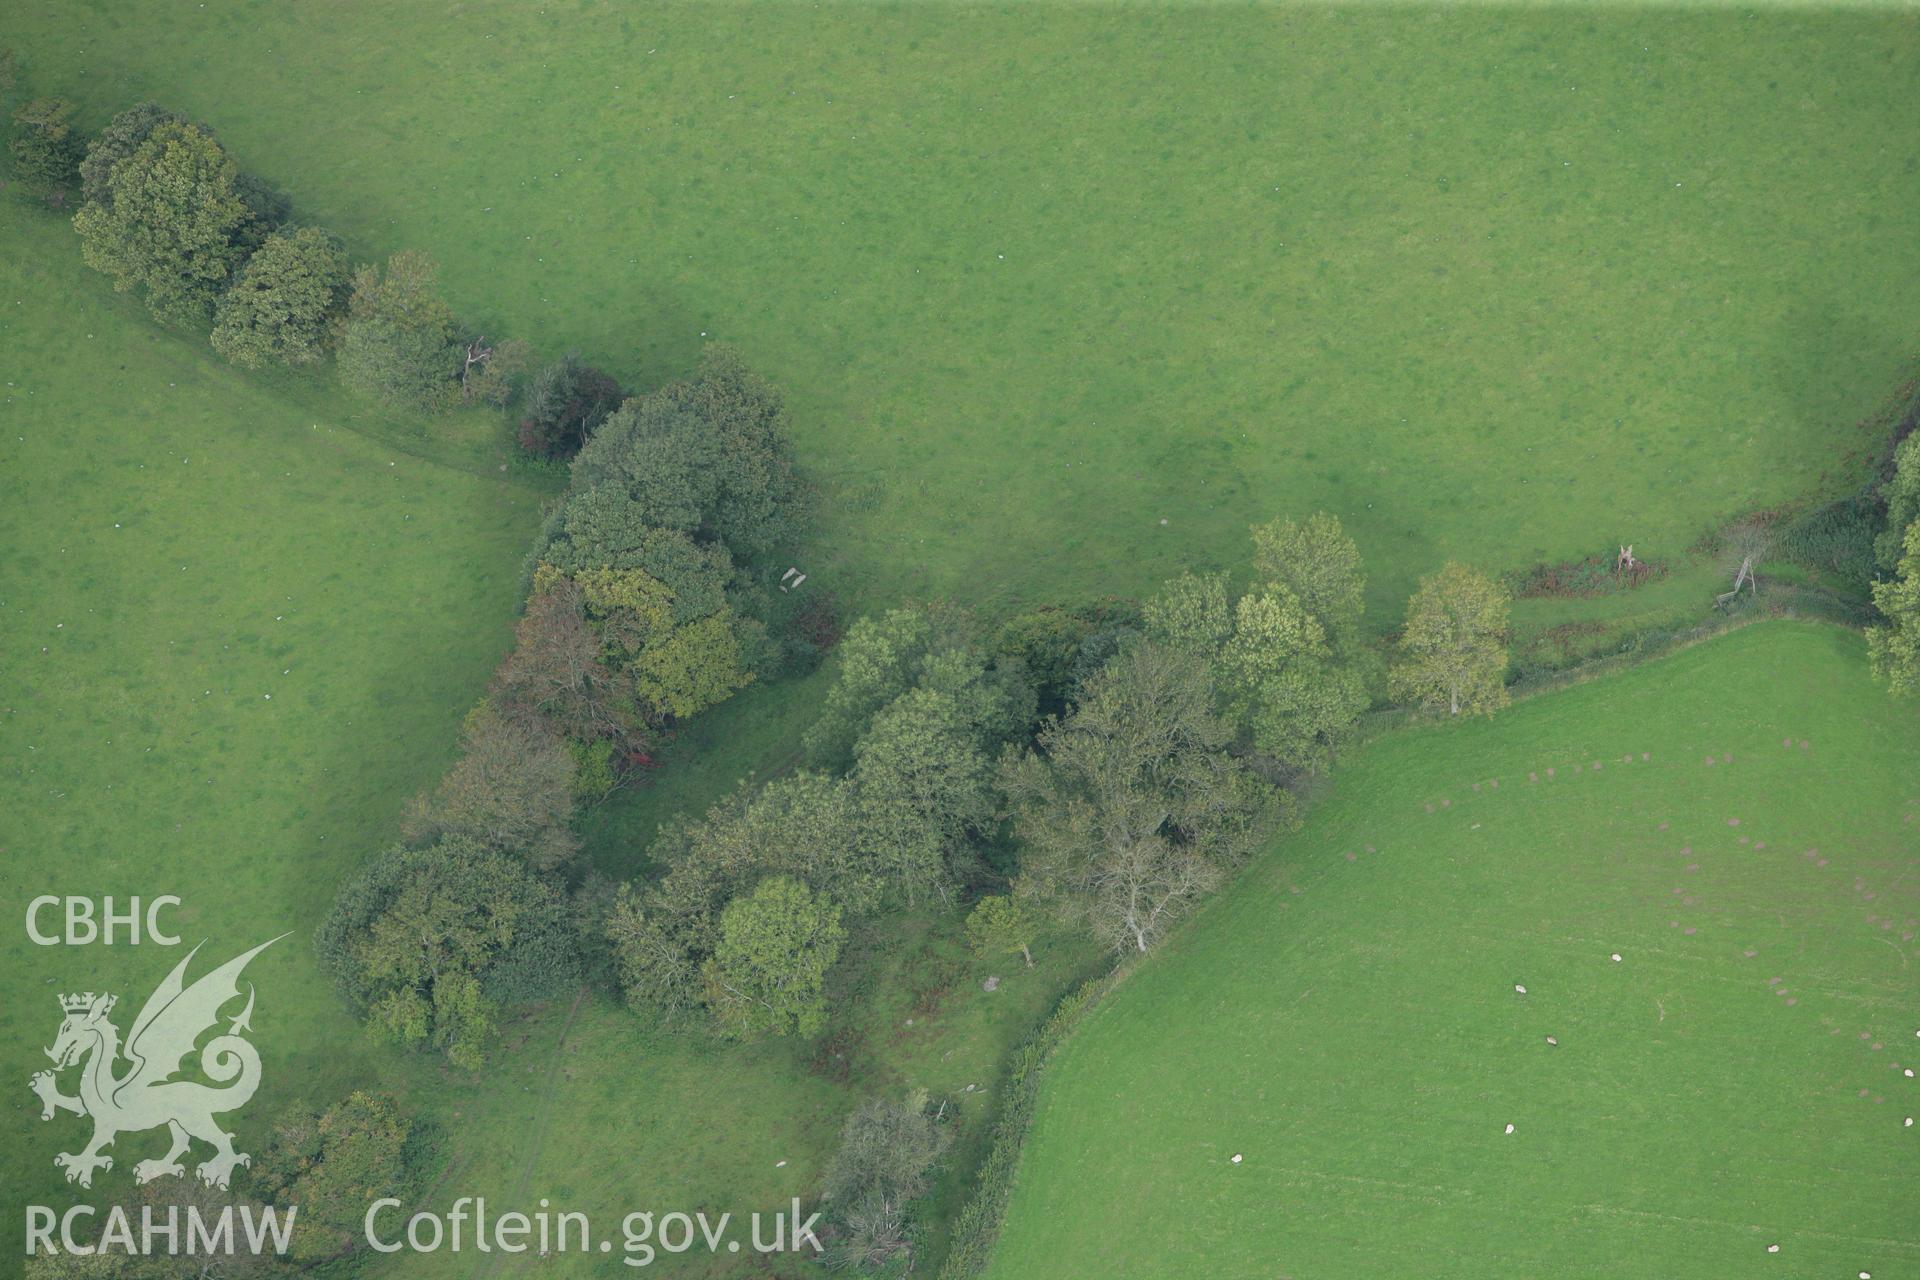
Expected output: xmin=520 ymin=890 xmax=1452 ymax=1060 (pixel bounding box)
xmin=6 ymin=2 xmax=1920 ymax=1275
xmin=0 ymin=206 xmax=536 ymax=1227
xmin=0 ymin=214 xmax=1098 ymax=1275
xmin=11 ymin=2 xmax=1919 ymax=622
xmin=985 ymin=622 xmax=1920 ymax=1278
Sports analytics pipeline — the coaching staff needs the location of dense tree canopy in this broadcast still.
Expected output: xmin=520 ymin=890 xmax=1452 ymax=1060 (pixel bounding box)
xmin=701 ymin=875 xmax=845 ymax=1039
xmin=630 ymin=610 xmax=754 ymax=720
xmin=72 ymin=120 xmax=257 ymax=325
xmin=510 ymin=349 xmax=800 ymax=741
xmin=1000 ymin=640 xmax=1283 ymax=952
xmin=1141 ymin=570 xmax=1233 ymax=656
xmin=335 ymin=250 xmax=460 ymax=409
xmin=1218 ymin=584 xmax=1365 ymax=772
xmin=1869 ymin=520 xmax=1920 ymax=696
xmin=605 ymin=607 xmax=1025 ymax=1031
xmin=251 ymin=1092 xmax=416 ymax=1260
xmin=805 ymin=605 xmax=1033 ymax=770
xmin=317 ymin=838 xmax=578 ymax=1068
xmin=1389 ymin=562 xmax=1511 ymax=717
xmin=1143 ymin=526 xmax=1370 ymax=775
xmin=608 ymin=771 xmax=870 ymax=1029
xmin=10 ymin=97 xmax=81 ymax=190
xmin=572 ymin=345 xmax=798 ymax=555
xmin=537 ymin=488 xmax=737 ymax=589
xmin=1250 ymin=511 xmax=1367 ymax=653
xmin=210 ymin=225 xmax=347 ymax=368
xmin=77 ymin=101 xmax=185 ymax=207
xmin=533 ymin=553 xmax=756 ymax=726
xmin=848 ymin=686 xmax=995 ymax=906
xmin=402 ymin=704 xmax=579 ymax=869
xmin=653 ymin=771 xmax=873 ymax=931
xmin=604 ymin=883 xmax=705 ymax=1029
xmin=491 ymin=578 xmax=644 ymax=747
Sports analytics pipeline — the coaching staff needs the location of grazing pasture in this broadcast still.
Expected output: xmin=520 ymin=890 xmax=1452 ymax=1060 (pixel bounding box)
xmin=984 ymin=622 xmax=1920 ymax=1279
xmin=0 ymin=209 xmax=537 ymax=1226
xmin=6 ymin=2 xmax=1920 ymax=1275
xmin=11 ymin=2 xmax=1920 ymax=620
xmin=0 ymin=217 xmax=1093 ymax=1275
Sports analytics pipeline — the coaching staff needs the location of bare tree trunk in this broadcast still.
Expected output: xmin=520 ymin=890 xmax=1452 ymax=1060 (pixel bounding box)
xmin=461 ymin=338 xmax=492 ymax=391
xmin=1716 ymin=555 xmax=1756 ymax=606
xmin=1020 ymin=943 xmax=1033 ymax=968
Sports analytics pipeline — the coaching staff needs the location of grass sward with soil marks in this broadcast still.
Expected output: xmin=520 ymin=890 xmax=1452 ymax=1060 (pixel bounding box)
xmin=981 ymin=621 xmax=1920 ymax=1278
xmin=11 ymin=2 xmax=1920 ymax=623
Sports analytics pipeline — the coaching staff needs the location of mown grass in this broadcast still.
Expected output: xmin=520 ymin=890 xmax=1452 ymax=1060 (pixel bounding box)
xmin=10 ymin=2 xmax=1918 ymax=624
xmin=984 ymin=622 xmax=1920 ymax=1279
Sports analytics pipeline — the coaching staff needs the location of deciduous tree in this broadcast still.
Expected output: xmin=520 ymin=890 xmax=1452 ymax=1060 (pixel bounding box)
xmin=1250 ymin=511 xmax=1367 ymax=652
xmin=630 ymin=611 xmax=754 ymax=720
xmin=701 ymin=876 xmax=845 ymax=1039
xmin=403 ymin=704 xmax=580 ymax=870
xmin=805 ymin=605 xmax=1032 ymax=770
xmin=1141 ymin=570 xmax=1232 ymax=655
xmin=608 ymin=770 xmax=876 ymax=1029
xmin=1220 ymin=585 xmax=1365 ymax=772
xmin=316 ymin=838 xmax=578 ymax=1068
xmin=1389 ymin=563 xmax=1510 ymax=717
xmin=965 ymin=894 xmax=1035 ymax=967
xmin=210 ymin=225 xmax=347 ymax=368
xmin=10 ymin=97 xmax=81 ymax=191
xmin=541 ymin=556 xmax=755 ymax=724
xmin=1145 ymin=564 xmax=1367 ymax=774
xmin=72 ymin=120 xmax=255 ymax=325
xmin=651 ymin=771 xmax=875 ymax=939
xmin=604 ymin=884 xmax=703 ymax=1028
xmin=250 ymin=1092 xmax=415 ymax=1260
xmin=1869 ymin=520 xmax=1920 ymax=696
xmin=1878 ymin=432 xmax=1920 ymax=573
xmin=77 ymin=101 xmax=185 ymax=207
xmin=571 ymin=345 xmax=798 ymax=555
xmin=999 ymin=641 xmax=1282 ymax=953
xmin=491 ymin=578 xmax=643 ymax=746
xmin=849 ymin=687 xmax=994 ymax=906
xmin=335 ymin=250 xmax=460 ymax=410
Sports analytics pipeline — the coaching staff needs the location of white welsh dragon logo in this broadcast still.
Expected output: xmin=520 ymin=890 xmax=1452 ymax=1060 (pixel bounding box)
xmin=29 ymin=936 xmax=285 ymax=1190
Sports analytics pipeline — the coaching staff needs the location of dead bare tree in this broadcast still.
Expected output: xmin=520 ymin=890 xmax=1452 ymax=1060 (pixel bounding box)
xmin=1716 ymin=521 xmax=1771 ymax=607
xmin=460 ymin=336 xmax=493 ymax=392
xmin=459 ymin=335 xmax=530 ymax=407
